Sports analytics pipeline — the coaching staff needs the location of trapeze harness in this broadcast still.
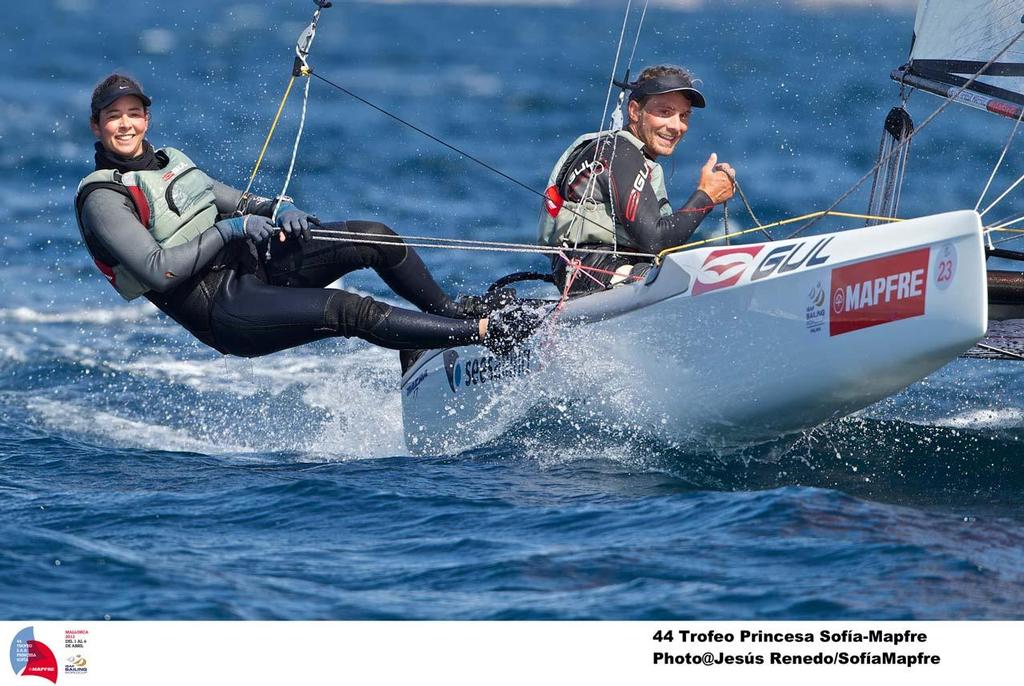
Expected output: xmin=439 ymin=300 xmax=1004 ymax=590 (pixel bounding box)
xmin=538 ymin=129 xmax=714 ymax=294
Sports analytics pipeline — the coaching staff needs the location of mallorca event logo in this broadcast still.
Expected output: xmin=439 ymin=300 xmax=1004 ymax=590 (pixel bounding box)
xmin=9 ymin=627 xmax=58 ymax=683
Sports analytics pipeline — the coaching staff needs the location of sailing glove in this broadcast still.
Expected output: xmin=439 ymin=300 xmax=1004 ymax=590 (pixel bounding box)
xmin=275 ymin=203 xmax=314 ymax=240
xmin=215 ymin=215 xmax=276 ymax=244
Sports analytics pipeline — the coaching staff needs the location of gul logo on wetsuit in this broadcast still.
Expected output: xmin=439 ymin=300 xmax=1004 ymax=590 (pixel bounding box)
xmin=692 ymin=245 xmax=765 ymax=296
xmin=624 ymin=162 xmax=654 ymax=222
xmin=829 ymin=248 xmax=929 ymax=337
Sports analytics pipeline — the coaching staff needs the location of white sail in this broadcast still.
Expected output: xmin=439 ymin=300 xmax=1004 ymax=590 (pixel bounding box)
xmin=907 ymin=0 xmax=1024 ymax=106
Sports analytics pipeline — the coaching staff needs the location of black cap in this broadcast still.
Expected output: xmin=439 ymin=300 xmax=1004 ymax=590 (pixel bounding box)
xmin=91 ymin=75 xmax=152 ymax=117
xmin=615 ymin=73 xmax=706 ymax=108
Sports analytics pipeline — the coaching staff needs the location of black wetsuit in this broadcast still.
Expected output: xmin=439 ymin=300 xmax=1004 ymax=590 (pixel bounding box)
xmin=77 ymin=143 xmax=479 ymax=357
xmin=550 ymin=131 xmax=714 ymax=294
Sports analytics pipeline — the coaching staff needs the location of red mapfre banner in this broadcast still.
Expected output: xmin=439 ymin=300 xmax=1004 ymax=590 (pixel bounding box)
xmin=829 ymin=248 xmax=930 ymax=337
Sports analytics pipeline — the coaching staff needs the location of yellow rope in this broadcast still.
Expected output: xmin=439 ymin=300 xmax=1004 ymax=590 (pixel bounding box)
xmin=987 ymin=227 xmax=1024 ymax=234
xmin=241 ymin=75 xmax=298 ymax=199
xmin=656 ymin=210 xmax=906 ymax=260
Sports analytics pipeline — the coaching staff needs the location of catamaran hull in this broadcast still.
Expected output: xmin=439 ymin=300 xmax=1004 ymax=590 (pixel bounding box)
xmin=987 ymin=270 xmax=1024 ymax=320
xmin=400 ymin=210 xmax=987 ymax=454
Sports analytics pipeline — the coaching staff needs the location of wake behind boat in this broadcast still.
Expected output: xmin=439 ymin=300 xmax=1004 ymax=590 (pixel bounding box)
xmin=401 ymin=210 xmax=987 ymax=454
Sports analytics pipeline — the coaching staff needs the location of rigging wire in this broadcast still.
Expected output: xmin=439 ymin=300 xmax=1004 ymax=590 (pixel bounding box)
xmin=786 ymin=27 xmax=1024 ymax=239
xmin=566 ymin=0 xmax=649 ymax=257
xmin=975 ymin=103 xmax=1024 ymax=214
xmin=985 ymin=227 xmax=1024 ymax=249
xmin=303 ymin=3 xmax=769 ymax=261
xmin=979 ymin=170 xmax=1024 ymax=218
xmin=238 ymin=0 xmax=330 ymax=235
xmin=303 ymin=209 xmax=888 ymax=262
xmin=309 ymin=71 xmax=542 ymax=200
xmin=987 ymin=214 xmax=1024 ymax=232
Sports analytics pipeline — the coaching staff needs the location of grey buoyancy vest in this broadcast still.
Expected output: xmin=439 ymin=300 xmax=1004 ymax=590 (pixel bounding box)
xmin=537 ymin=129 xmax=671 ymax=249
xmin=74 ymin=147 xmax=220 ymax=300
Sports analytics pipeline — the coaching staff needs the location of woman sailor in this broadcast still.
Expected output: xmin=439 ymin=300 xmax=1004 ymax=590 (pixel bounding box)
xmin=75 ymin=73 xmax=533 ymax=357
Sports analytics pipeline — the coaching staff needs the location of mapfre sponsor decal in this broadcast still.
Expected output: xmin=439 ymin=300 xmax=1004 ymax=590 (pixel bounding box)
xmin=692 ymin=245 xmax=765 ymax=296
xmin=829 ymin=248 xmax=929 ymax=337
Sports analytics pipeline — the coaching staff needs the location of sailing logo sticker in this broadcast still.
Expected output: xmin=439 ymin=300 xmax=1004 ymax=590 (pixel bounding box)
xmin=933 ymin=242 xmax=957 ymax=291
xmin=806 ymin=280 xmax=827 ymax=334
xmin=443 ymin=350 xmax=461 ymax=393
xmin=692 ymin=245 xmax=765 ymax=296
xmin=9 ymin=627 xmax=58 ymax=683
xmin=829 ymin=248 xmax=929 ymax=337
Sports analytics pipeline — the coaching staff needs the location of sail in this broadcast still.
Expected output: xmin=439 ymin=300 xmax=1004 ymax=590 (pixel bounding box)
xmin=895 ymin=1 xmax=1024 ymax=119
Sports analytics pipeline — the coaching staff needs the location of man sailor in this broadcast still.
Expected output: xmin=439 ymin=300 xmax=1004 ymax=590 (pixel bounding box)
xmin=538 ymin=64 xmax=737 ymax=293
xmin=75 ymin=73 xmax=534 ymax=357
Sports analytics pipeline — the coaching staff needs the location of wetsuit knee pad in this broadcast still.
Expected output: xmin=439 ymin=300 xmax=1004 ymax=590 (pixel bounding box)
xmin=345 ymin=220 xmax=408 ymax=267
xmin=325 ymin=290 xmax=390 ymax=338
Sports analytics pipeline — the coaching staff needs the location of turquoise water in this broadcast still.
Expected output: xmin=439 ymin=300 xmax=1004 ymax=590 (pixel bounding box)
xmin=2 ymin=0 xmax=1024 ymax=619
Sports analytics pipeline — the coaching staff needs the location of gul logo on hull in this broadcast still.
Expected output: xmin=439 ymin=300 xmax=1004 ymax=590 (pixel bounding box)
xmin=829 ymin=248 xmax=929 ymax=337
xmin=692 ymin=245 xmax=765 ymax=296
xmin=750 ymin=236 xmax=833 ymax=282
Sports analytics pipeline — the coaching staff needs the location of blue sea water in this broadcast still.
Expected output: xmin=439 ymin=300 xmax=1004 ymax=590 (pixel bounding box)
xmin=3 ymin=0 xmax=1024 ymax=620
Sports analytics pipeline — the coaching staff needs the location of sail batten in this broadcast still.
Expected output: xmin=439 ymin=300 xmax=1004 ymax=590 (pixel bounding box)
xmin=897 ymin=0 xmax=1024 ymax=114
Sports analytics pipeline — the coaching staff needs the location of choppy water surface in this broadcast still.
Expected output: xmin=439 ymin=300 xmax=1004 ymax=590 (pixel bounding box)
xmin=2 ymin=0 xmax=1024 ymax=619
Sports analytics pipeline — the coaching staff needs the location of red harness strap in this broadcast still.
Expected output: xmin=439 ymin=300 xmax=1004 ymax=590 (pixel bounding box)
xmin=125 ymin=184 xmax=152 ymax=228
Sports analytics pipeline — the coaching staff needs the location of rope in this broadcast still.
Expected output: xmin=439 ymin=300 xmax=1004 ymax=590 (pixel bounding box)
xmin=308 ymin=234 xmax=571 ymax=255
xmin=561 ymin=0 xmax=647 ymax=284
xmin=733 ymin=178 xmax=771 ymax=239
xmin=239 ymin=75 xmax=297 ymax=204
xmin=240 ymin=0 xmax=330 ymax=217
xmin=274 ymin=71 xmax=313 ymax=223
xmin=787 ymin=28 xmax=1024 ymax=239
xmin=307 ymin=226 xmax=655 ymax=258
xmin=975 ymin=342 xmax=1024 ymax=361
xmin=723 ymin=199 xmax=730 ymax=245
xmin=657 ymin=210 xmax=905 ymax=260
xmin=306 ymin=228 xmax=656 ymax=258
xmin=265 ymin=73 xmax=314 ymax=262
xmin=987 ymin=230 xmax=1024 ymax=249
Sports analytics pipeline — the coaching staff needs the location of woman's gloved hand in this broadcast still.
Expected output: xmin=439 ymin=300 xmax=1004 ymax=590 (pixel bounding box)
xmin=215 ymin=214 xmax=275 ymax=243
xmin=275 ymin=203 xmax=313 ymax=240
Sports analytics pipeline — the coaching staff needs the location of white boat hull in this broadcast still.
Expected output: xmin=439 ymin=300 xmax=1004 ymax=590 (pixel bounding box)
xmin=400 ymin=210 xmax=988 ymax=454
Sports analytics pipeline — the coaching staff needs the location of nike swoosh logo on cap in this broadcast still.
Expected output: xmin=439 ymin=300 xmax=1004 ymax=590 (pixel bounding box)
xmin=118 ymin=85 xmax=128 ymax=89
